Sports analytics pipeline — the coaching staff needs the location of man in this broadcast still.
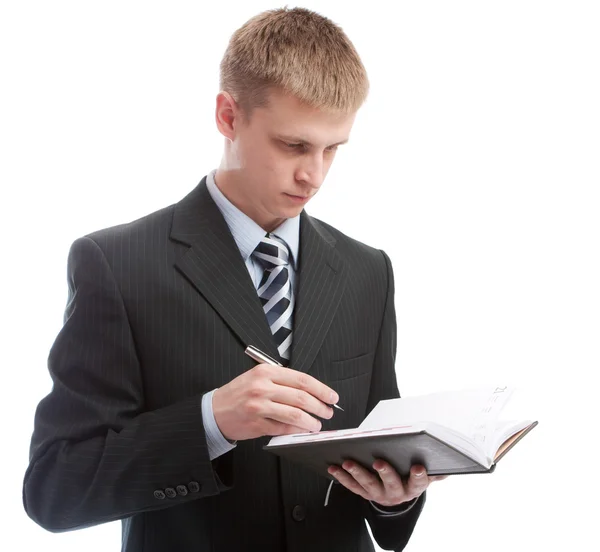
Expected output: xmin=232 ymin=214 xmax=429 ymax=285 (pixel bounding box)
xmin=23 ymin=7 xmax=444 ymax=551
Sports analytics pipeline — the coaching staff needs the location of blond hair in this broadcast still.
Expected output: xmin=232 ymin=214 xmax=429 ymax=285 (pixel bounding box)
xmin=219 ymin=6 xmax=369 ymax=122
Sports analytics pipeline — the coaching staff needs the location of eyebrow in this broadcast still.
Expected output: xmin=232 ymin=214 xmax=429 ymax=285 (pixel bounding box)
xmin=277 ymin=135 xmax=349 ymax=147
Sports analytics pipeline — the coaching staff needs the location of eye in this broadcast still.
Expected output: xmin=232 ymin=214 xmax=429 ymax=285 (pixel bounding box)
xmin=282 ymin=142 xmax=339 ymax=154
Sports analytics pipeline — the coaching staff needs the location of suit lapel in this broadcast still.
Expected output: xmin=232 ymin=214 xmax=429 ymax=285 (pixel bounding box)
xmin=170 ymin=176 xmax=280 ymax=360
xmin=290 ymin=212 xmax=347 ymax=374
xmin=170 ymin=176 xmax=348 ymax=374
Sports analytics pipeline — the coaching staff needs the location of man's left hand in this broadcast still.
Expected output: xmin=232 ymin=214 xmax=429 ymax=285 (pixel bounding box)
xmin=327 ymin=460 xmax=447 ymax=508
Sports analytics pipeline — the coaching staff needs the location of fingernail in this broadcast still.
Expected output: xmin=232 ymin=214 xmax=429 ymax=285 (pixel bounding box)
xmin=415 ymin=470 xmax=425 ymax=477
xmin=330 ymin=391 xmax=338 ymax=404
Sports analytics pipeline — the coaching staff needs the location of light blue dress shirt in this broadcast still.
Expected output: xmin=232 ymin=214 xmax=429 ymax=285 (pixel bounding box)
xmin=201 ymin=168 xmax=300 ymax=460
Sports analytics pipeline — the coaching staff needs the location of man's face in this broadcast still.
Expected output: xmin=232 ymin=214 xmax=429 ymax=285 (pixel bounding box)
xmin=215 ymin=87 xmax=357 ymax=231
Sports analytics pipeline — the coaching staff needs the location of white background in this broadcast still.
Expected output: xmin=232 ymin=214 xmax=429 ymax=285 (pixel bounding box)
xmin=1 ymin=1 xmax=598 ymax=550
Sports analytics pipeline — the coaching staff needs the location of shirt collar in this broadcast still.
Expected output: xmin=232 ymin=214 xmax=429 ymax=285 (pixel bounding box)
xmin=206 ymin=169 xmax=300 ymax=269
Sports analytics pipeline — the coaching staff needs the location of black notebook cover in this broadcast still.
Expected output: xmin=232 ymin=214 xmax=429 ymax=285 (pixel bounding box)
xmin=264 ymin=422 xmax=537 ymax=480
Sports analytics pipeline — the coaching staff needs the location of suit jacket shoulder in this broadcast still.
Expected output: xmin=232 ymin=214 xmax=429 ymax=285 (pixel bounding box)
xmin=308 ymin=215 xmax=391 ymax=267
xmin=83 ymin=203 xmax=176 ymax=249
xmin=306 ymin=214 xmax=392 ymax=306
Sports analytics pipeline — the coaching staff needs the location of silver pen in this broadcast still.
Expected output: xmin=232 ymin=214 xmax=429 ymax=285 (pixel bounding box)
xmin=244 ymin=345 xmax=344 ymax=411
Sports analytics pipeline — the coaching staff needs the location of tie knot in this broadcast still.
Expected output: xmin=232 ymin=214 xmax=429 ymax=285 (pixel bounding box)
xmin=253 ymin=233 xmax=290 ymax=268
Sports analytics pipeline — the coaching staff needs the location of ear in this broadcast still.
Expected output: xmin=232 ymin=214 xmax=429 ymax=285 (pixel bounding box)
xmin=215 ymin=91 xmax=240 ymax=140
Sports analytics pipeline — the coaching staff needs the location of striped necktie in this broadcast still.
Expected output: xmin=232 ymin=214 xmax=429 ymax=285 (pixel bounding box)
xmin=252 ymin=233 xmax=295 ymax=362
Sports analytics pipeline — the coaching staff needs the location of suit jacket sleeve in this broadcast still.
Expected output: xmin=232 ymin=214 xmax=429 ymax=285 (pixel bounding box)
xmin=361 ymin=249 xmax=426 ymax=551
xmin=23 ymin=236 xmax=232 ymax=533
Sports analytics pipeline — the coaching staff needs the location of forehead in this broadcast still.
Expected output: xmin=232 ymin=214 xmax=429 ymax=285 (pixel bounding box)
xmin=257 ymin=89 xmax=356 ymax=144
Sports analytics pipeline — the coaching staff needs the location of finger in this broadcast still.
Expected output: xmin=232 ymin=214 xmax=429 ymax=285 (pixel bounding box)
xmin=269 ymin=366 xmax=340 ymax=408
xmin=405 ymin=465 xmax=430 ymax=499
xmin=272 ymin=384 xmax=334 ymax=420
xmin=372 ymin=461 xmax=405 ymax=497
xmin=261 ymin=419 xmax=311 ymax=436
xmin=340 ymin=461 xmax=384 ymax=498
xmin=429 ymin=475 xmax=449 ymax=483
xmin=260 ymin=401 xmax=322 ymax=433
xmin=327 ymin=466 xmax=371 ymax=500
xmin=280 ymin=424 xmax=313 ymax=435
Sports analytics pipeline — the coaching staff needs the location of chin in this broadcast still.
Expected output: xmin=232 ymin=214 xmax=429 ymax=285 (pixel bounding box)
xmin=281 ymin=205 xmax=305 ymax=217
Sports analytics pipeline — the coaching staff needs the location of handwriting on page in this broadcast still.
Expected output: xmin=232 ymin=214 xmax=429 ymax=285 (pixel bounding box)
xmin=472 ymin=386 xmax=512 ymax=444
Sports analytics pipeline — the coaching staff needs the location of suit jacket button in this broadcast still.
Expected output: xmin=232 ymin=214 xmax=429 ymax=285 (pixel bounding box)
xmin=165 ymin=487 xmax=177 ymax=499
xmin=176 ymin=485 xmax=188 ymax=496
xmin=188 ymin=481 xmax=201 ymax=493
xmin=153 ymin=490 xmax=166 ymax=500
xmin=292 ymin=505 xmax=306 ymax=522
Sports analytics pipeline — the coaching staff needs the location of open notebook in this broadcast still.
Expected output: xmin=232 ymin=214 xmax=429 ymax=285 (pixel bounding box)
xmin=265 ymin=385 xmax=537 ymax=478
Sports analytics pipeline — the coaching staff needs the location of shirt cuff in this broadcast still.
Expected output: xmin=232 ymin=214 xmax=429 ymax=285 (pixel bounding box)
xmin=201 ymin=389 xmax=237 ymax=461
xmin=369 ymin=496 xmax=419 ymax=516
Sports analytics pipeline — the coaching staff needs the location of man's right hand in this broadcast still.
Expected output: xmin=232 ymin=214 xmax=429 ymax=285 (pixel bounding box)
xmin=212 ymin=364 xmax=339 ymax=441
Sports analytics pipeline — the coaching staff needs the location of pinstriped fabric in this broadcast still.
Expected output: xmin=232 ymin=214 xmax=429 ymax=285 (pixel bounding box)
xmin=23 ymin=175 xmax=424 ymax=552
xmin=288 ymin=216 xmax=346 ymax=375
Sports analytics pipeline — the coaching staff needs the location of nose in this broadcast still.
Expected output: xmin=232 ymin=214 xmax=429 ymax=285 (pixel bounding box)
xmin=296 ymin=154 xmax=325 ymax=189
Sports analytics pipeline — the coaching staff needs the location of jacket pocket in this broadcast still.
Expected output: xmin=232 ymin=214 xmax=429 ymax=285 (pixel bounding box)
xmin=320 ymin=352 xmax=375 ymax=431
xmin=327 ymin=351 xmax=375 ymax=382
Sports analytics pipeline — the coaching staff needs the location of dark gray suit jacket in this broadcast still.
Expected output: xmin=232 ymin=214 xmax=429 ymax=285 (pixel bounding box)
xmin=23 ymin=175 xmax=425 ymax=551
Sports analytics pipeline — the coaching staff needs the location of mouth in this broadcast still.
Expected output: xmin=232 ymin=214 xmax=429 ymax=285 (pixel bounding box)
xmin=284 ymin=193 xmax=311 ymax=203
